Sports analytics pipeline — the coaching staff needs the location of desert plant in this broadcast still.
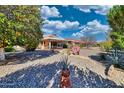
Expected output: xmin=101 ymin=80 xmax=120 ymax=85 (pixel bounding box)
xmin=61 ymin=56 xmax=70 ymax=70
xmin=108 ymin=48 xmax=124 ymax=69
xmin=60 ymin=55 xmax=71 ymax=88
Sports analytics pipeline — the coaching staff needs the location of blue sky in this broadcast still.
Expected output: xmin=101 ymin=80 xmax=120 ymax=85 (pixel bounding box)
xmin=41 ymin=5 xmax=112 ymax=42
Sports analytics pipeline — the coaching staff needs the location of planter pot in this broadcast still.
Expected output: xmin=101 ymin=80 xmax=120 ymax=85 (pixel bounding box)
xmin=60 ymin=68 xmax=71 ymax=88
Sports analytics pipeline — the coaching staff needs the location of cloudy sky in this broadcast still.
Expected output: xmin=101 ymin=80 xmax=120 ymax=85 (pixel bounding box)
xmin=41 ymin=5 xmax=112 ymax=42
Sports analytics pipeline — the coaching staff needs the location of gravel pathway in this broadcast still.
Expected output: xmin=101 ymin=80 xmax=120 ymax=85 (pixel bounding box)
xmin=0 ymin=51 xmax=123 ymax=88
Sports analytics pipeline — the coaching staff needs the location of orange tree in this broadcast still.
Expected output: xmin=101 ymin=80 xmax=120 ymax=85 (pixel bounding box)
xmin=0 ymin=6 xmax=43 ymax=61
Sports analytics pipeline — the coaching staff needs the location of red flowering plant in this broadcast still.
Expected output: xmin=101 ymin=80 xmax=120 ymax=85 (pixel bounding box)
xmin=60 ymin=56 xmax=71 ymax=88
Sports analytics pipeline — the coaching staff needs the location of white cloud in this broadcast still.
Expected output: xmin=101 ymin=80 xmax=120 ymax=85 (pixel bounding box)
xmin=43 ymin=20 xmax=80 ymax=31
xmin=42 ymin=28 xmax=54 ymax=34
xmin=74 ymin=5 xmax=113 ymax=15
xmin=41 ymin=6 xmax=61 ymax=19
xmin=72 ymin=20 xmax=110 ymax=37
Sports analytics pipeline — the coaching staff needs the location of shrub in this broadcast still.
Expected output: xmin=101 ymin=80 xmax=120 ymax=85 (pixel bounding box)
xmin=100 ymin=40 xmax=113 ymax=52
xmin=63 ymin=44 xmax=68 ymax=48
xmin=24 ymin=34 xmax=41 ymax=51
xmin=4 ymin=46 xmax=16 ymax=52
xmin=80 ymin=44 xmax=85 ymax=48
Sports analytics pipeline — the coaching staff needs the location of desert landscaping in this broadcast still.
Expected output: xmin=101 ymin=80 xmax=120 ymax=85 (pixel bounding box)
xmin=1 ymin=5 xmax=124 ymax=88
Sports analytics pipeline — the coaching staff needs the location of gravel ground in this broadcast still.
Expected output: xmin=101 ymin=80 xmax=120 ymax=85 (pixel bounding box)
xmin=0 ymin=51 xmax=123 ymax=88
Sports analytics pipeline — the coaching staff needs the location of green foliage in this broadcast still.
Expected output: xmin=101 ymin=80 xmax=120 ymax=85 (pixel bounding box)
xmin=0 ymin=6 xmax=43 ymax=51
xmin=108 ymin=49 xmax=124 ymax=70
xmin=107 ymin=5 xmax=124 ymax=50
xmin=63 ymin=44 xmax=68 ymax=48
xmin=0 ymin=13 xmax=15 ymax=48
xmin=80 ymin=44 xmax=85 ymax=48
xmin=4 ymin=46 xmax=15 ymax=52
xmin=100 ymin=40 xmax=113 ymax=52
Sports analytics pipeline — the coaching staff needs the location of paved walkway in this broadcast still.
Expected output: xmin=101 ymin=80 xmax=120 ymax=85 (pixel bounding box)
xmin=0 ymin=51 xmax=122 ymax=88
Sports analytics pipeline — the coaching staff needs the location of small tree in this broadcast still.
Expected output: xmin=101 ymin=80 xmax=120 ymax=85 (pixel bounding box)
xmin=107 ymin=5 xmax=124 ymax=50
xmin=80 ymin=36 xmax=96 ymax=48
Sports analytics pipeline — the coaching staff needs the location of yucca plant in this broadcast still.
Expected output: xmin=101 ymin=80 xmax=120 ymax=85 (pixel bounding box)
xmin=60 ymin=55 xmax=71 ymax=88
xmin=108 ymin=48 xmax=124 ymax=69
xmin=62 ymin=56 xmax=70 ymax=70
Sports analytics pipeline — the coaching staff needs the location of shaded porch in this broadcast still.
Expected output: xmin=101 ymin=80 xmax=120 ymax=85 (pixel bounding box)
xmin=42 ymin=39 xmax=66 ymax=49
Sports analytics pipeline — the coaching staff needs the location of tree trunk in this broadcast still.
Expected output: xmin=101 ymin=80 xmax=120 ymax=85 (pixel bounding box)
xmin=0 ymin=48 xmax=5 ymax=61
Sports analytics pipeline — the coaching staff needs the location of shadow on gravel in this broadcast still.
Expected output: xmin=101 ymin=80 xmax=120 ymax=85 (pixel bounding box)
xmin=89 ymin=55 xmax=101 ymax=62
xmin=0 ymin=62 xmax=123 ymax=88
xmin=89 ymin=53 xmax=109 ymax=65
xmin=5 ymin=50 xmax=59 ymax=65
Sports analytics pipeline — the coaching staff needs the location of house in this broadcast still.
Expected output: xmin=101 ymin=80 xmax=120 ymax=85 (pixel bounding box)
xmin=65 ymin=38 xmax=84 ymax=46
xmin=37 ymin=34 xmax=97 ymax=50
xmin=37 ymin=34 xmax=66 ymax=49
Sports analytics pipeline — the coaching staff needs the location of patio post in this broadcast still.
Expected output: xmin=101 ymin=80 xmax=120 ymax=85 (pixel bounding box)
xmin=48 ymin=41 xmax=52 ymax=49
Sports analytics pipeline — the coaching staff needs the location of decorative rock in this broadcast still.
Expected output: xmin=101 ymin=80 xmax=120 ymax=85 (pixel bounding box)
xmin=13 ymin=45 xmax=25 ymax=52
xmin=107 ymin=65 xmax=115 ymax=77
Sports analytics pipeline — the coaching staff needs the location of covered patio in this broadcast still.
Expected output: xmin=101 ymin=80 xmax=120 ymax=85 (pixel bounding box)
xmin=39 ymin=35 xmax=66 ymax=49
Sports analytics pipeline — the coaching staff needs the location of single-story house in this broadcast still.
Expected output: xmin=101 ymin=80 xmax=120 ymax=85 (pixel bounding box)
xmin=37 ymin=34 xmax=66 ymax=49
xmin=37 ymin=34 xmax=96 ymax=50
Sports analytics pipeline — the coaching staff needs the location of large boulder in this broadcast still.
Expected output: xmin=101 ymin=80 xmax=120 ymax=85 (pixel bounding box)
xmin=13 ymin=45 xmax=25 ymax=52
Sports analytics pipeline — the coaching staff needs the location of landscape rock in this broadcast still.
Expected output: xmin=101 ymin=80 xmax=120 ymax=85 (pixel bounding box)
xmin=13 ymin=45 xmax=26 ymax=52
xmin=107 ymin=65 xmax=115 ymax=77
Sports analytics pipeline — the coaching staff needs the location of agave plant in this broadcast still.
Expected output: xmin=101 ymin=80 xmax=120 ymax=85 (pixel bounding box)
xmin=60 ymin=55 xmax=71 ymax=88
xmin=61 ymin=56 xmax=70 ymax=70
xmin=108 ymin=48 xmax=124 ymax=69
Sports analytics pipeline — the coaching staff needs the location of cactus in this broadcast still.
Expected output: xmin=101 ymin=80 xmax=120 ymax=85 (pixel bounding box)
xmin=108 ymin=48 xmax=124 ymax=69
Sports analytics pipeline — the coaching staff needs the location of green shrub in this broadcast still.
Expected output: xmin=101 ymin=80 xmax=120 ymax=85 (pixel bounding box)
xmin=25 ymin=38 xmax=39 ymax=51
xmin=22 ymin=32 xmax=42 ymax=51
xmin=80 ymin=44 xmax=85 ymax=48
xmin=100 ymin=40 xmax=113 ymax=52
xmin=4 ymin=46 xmax=16 ymax=52
xmin=63 ymin=44 xmax=68 ymax=48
